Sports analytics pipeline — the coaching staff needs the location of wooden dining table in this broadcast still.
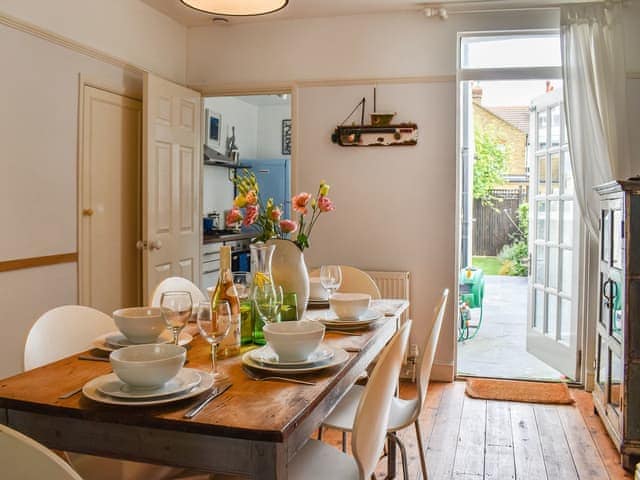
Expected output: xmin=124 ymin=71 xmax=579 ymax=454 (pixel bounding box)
xmin=0 ymin=300 xmax=409 ymax=479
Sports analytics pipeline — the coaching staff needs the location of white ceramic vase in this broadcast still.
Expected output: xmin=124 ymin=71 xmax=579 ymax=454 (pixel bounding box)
xmin=267 ymin=238 xmax=309 ymax=320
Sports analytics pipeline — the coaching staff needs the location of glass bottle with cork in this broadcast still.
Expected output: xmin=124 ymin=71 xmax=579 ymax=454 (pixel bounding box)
xmin=211 ymin=245 xmax=241 ymax=357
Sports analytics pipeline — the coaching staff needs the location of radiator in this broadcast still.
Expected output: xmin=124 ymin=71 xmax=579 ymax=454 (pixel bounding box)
xmin=365 ymin=270 xmax=414 ymax=378
xmin=365 ymin=270 xmax=411 ymax=324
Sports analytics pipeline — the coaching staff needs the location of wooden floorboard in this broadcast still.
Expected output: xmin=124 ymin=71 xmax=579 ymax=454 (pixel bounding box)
xmin=321 ymin=381 xmax=629 ymax=480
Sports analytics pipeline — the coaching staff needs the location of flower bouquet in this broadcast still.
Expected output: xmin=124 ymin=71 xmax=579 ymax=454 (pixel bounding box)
xmin=225 ymin=170 xmax=335 ymax=251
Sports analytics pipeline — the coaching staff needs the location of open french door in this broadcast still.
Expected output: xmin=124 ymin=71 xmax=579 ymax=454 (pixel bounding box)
xmin=526 ymin=89 xmax=581 ymax=380
xmin=141 ymin=73 xmax=201 ymax=302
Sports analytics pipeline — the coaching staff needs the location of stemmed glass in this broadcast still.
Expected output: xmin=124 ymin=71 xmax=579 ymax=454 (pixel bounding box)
xmin=320 ymin=265 xmax=342 ymax=298
xmin=160 ymin=291 xmax=192 ymax=345
xmin=253 ymin=284 xmax=284 ymax=326
xmin=196 ymin=300 xmax=231 ymax=383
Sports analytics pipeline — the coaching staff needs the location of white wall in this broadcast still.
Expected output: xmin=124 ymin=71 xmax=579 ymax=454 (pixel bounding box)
xmin=0 ymin=23 xmax=144 ymax=379
xmin=202 ymin=97 xmax=258 ymax=215
xmin=0 ymin=0 xmax=187 ymax=83
xmin=257 ymin=105 xmax=291 ymax=159
xmin=187 ymin=9 xmax=564 ymax=378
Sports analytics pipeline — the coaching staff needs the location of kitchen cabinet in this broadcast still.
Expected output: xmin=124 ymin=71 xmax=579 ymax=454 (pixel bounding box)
xmin=593 ymin=178 xmax=640 ymax=470
xmin=201 ymin=242 xmax=221 ymax=292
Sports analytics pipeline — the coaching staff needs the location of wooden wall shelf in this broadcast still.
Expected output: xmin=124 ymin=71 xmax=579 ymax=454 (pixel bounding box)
xmin=331 ymin=123 xmax=418 ymax=147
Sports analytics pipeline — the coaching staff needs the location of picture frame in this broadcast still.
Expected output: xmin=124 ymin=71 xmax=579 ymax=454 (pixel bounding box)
xmin=205 ymin=109 xmax=222 ymax=149
xmin=282 ymin=119 xmax=292 ymax=155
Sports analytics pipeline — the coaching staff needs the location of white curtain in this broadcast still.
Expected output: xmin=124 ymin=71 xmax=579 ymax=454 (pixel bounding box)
xmin=561 ymin=3 xmax=631 ymax=237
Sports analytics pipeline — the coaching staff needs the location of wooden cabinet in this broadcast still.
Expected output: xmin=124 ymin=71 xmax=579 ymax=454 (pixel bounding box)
xmin=594 ymin=179 xmax=640 ymax=470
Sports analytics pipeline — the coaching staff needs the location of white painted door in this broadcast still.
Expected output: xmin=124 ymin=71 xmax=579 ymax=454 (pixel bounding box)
xmin=527 ymin=89 xmax=581 ymax=380
xmin=79 ymin=86 xmax=142 ymax=313
xmin=142 ymin=73 xmax=201 ymax=301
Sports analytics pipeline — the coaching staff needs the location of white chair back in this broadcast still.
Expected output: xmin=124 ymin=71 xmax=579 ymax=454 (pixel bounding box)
xmin=149 ymin=277 xmax=207 ymax=307
xmin=310 ymin=266 xmax=381 ymax=299
xmin=351 ymin=320 xmax=411 ymax=479
xmin=415 ymin=289 xmax=448 ymax=415
xmin=24 ymin=305 xmax=116 ymax=371
xmin=0 ymin=424 xmax=83 ymax=480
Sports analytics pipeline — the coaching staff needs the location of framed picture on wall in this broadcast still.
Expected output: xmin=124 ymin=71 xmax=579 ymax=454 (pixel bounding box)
xmin=205 ymin=109 xmax=222 ymax=149
xmin=282 ymin=119 xmax=292 ymax=155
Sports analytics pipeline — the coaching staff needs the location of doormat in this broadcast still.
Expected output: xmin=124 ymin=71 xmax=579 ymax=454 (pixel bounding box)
xmin=465 ymin=378 xmax=574 ymax=404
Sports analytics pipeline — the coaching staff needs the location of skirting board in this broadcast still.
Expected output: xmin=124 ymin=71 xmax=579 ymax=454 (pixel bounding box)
xmin=431 ymin=362 xmax=455 ymax=382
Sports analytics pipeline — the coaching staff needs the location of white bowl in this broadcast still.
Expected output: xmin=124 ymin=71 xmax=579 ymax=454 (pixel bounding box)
xmin=263 ymin=321 xmax=325 ymax=362
xmin=329 ymin=293 xmax=371 ymax=319
xmin=110 ymin=344 xmax=186 ymax=389
xmin=309 ymin=277 xmax=328 ymax=300
xmin=113 ymin=307 xmax=165 ymax=344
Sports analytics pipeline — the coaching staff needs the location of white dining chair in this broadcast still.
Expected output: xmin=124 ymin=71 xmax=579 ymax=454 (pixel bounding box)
xmin=321 ymin=289 xmax=449 ymax=480
xmin=24 ymin=305 xmax=116 ymax=370
xmin=309 ymin=265 xmax=381 ymax=299
xmin=24 ymin=306 xmax=205 ymax=480
xmin=150 ymin=277 xmax=207 ymax=307
xmin=0 ymin=424 xmax=84 ymax=480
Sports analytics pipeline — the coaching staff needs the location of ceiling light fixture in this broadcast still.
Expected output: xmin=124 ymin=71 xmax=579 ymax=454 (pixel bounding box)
xmin=179 ymin=0 xmax=288 ymax=16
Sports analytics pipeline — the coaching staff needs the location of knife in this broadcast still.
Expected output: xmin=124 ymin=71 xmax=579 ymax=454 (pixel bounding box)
xmin=183 ymin=383 xmax=232 ymax=419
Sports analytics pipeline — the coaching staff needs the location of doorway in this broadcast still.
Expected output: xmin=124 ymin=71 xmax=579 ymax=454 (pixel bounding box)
xmin=79 ymin=85 xmax=142 ymax=313
xmin=456 ymin=33 xmax=583 ymax=383
xmin=200 ymin=93 xmax=292 ymax=292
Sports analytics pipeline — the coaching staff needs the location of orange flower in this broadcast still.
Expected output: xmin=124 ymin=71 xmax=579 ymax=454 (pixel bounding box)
xmin=317 ymin=196 xmax=335 ymax=212
xmin=243 ymin=205 xmax=258 ymax=226
xmin=226 ymin=208 xmax=243 ymax=226
xmin=245 ymin=190 xmax=258 ymax=206
xmin=292 ymin=192 xmax=311 ymax=215
xmin=279 ymin=219 xmax=298 ymax=233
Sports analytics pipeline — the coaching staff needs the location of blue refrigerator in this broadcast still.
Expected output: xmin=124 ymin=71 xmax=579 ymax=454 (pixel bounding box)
xmin=241 ymin=159 xmax=291 ymax=220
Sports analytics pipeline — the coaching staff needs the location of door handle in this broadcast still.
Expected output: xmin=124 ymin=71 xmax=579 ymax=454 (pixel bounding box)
xmin=137 ymin=240 xmax=162 ymax=251
xmin=82 ymin=208 xmax=94 ymax=217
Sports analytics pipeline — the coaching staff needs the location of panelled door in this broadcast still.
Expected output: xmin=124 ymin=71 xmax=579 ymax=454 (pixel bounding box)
xmin=79 ymin=86 xmax=142 ymax=312
xmin=142 ymin=73 xmax=201 ymax=301
xmin=526 ymin=88 xmax=581 ymax=380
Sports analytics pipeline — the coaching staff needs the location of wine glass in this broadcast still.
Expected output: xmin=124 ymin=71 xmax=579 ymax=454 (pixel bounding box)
xmin=320 ymin=265 xmax=342 ymax=298
xmin=253 ymin=284 xmax=284 ymax=326
xmin=160 ymin=291 xmax=192 ymax=345
xmin=196 ymin=300 xmax=231 ymax=383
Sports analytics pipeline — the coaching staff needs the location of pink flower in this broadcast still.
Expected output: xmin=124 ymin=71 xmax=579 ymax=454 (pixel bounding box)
xmin=243 ymin=205 xmax=258 ymax=226
xmin=292 ymin=192 xmax=312 ymax=215
xmin=317 ymin=195 xmax=335 ymax=213
xmin=226 ymin=208 xmax=243 ymax=226
xmin=270 ymin=207 xmax=282 ymax=221
xmin=279 ymin=219 xmax=298 ymax=234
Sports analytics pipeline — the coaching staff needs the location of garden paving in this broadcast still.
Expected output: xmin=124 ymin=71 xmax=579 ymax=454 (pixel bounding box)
xmin=457 ymin=274 xmax=566 ymax=381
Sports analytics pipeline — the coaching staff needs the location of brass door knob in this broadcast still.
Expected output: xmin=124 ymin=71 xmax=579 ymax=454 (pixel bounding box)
xmin=82 ymin=208 xmax=94 ymax=216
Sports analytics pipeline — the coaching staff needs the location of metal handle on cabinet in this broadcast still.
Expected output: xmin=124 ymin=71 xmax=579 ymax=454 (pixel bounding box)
xmin=203 ymin=268 xmax=220 ymax=275
xmin=203 ymin=251 xmax=220 ymax=257
xmin=82 ymin=208 xmax=94 ymax=217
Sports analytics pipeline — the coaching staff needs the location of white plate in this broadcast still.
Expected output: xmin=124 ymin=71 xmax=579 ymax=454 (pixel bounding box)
xmin=306 ymin=309 xmax=382 ymax=326
xmin=91 ymin=331 xmax=193 ymax=352
xmin=83 ymin=368 xmax=215 ymax=406
xmin=308 ymin=296 xmax=329 ymax=302
xmin=242 ymin=345 xmax=349 ymax=374
xmin=96 ymin=369 xmax=201 ymax=399
xmin=249 ymin=345 xmax=334 ymax=367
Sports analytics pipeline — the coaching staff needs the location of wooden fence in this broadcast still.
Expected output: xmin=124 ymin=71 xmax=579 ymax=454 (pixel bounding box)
xmin=473 ymin=186 xmax=528 ymax=256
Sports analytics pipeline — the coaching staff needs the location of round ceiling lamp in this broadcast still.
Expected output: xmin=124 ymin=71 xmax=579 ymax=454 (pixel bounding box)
xmin=179 ymin=0 xmax=288 ymax=16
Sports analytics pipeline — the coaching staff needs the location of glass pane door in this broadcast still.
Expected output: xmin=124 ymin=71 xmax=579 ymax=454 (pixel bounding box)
xmin=527 ymin=90 xmax=580 ymax=379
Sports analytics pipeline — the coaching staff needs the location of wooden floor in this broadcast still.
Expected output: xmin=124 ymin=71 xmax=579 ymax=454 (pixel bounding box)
xmin=322 ymin=381 xmax=633 ymax=480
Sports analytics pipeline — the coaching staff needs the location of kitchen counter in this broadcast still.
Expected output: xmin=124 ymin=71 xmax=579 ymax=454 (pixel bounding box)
xmin=203 ymin=232 xmax=255 ymax=244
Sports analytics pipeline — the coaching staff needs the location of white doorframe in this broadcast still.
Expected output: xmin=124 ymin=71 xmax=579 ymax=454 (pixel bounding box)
xmin=454 ymin=30 xmax=589 ymax=384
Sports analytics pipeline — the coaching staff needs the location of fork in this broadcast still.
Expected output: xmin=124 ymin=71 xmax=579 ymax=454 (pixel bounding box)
xmin=243 ymin=367 xmax=316 ymax=386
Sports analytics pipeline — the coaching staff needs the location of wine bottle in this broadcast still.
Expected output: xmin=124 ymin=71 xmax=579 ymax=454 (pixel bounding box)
xmin=211 ymin=245 xmax=241 ymax=357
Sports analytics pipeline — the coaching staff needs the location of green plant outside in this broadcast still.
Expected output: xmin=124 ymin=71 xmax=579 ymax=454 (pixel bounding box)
xmin=498 ymin=202 xmax=529 ymax=276
xmin=473 ymin=127 xmax=508 ymax=207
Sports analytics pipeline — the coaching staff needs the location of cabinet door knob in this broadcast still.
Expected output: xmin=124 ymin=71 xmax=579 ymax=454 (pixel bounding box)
xmin=82 ymin=208 xmax=94 ymax=216
xmin=149 ymin=240 xmax=162 ymax=251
